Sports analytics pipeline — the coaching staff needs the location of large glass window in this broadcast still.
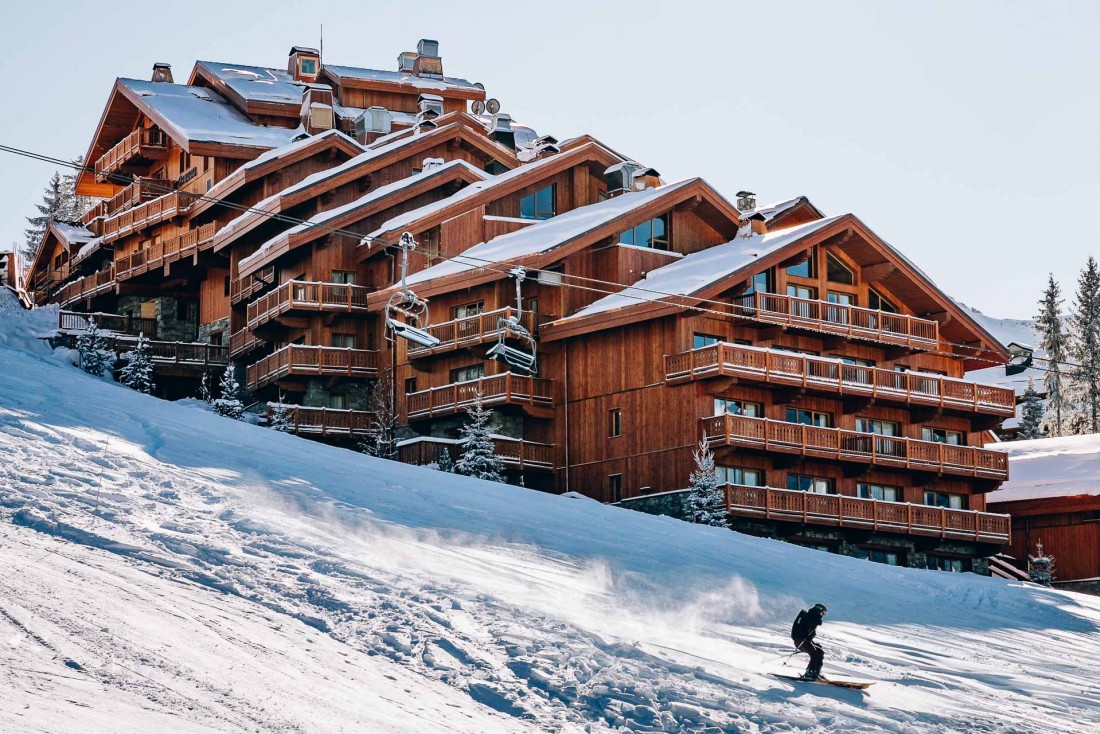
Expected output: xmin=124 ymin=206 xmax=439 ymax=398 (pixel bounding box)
xmin=693 ymin=333 xmax=722 ymax=349
xmin=716 ymin=466 xmax=763 ymax=486
xmin=785 ymin=250 xmax=816 ymax=278
xmin=857 ymin=483 xmax=901 ymax=502
xmin=923 ymin=427 xmax=964 ymax=445
xmin=787 ymin=285 xmax=817 ymax=318
xmin=855 ymin=548 xmax=902 ymax=566
xmin=924 ymin=491 xmax=968 ymax=510
xmin=453 ymin=301 xmax=484 ymax=320
xmin=520 ymin=184 xmax=556 ymax=220
xmin=619 ymin=213 xmax=670 ymax=250
xmin=451 ymin=364 xmax=485 ymax=383
xmin=787 ymin=474 xmax=834 ymax=494
xmin=331 ymin=334 xmax=357 ymax=349
xmin=926 ymin=555 xmax=966 ymax=573
xmin=856 ymin=418 xmax=900 ymax=436
xmin=826 ymin=253 xmax=855 ymax=285
xmin=786 ymin=407 xmax=832 ymax=427
xmin=714 ymin=398 xmax=762 ymax=417
xmin=868 ymin=288 xmax=898 ymax=313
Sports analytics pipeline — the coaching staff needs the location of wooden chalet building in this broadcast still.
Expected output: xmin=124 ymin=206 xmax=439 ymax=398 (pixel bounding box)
xmin=29 ymin=39 xmax=1016 ymax=572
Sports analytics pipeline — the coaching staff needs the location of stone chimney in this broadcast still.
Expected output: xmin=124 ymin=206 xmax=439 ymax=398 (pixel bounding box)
xmin=151 ymin=63 xmax=173 ymax=84
xmin=736 ymin=190 xmax=757 ymax=212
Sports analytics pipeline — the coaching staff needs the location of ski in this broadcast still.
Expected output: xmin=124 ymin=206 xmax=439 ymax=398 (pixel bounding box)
xmin=771 ymin=673 xmax=873 ymax=690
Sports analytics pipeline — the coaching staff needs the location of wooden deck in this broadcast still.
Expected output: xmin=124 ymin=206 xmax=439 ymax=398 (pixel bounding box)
xmin=230 ymin=265 xmax=275 ymax=305
xmin=228 ymin=327 xmax=265 ymax=359
xmin=397 ymin=437 xmax=554 ymax=471
xmin=95 ymin=128 xmax=168 ymax=184
xmin=114 ymin=223 xmax=217 ymax=279
xmin=721 ymin=483 xmax=1010 ymax=543
xmin=58 ymin=310 xmax=157 ymax=338
xmin=246 ymin=280 xmax=371 ymax=330
xmin=246 ymin=344 xmax=378 ymax=390
xmin=102 ymin=191 xmax=194 ymax=244
xmin=56 ymin=268 xmax=116 ymax=308
xmin=406 ymin=373 xmax=555 ymax=420
xmin=267 ymin=404 xmax=373 ymax=437
xmin=667 ymin=342 xmax=1015 ymax=417
xmin=702 ymin=414 xmax=1009 ymax=480
xmin=407 ymin=307 xmax=542 ymax=358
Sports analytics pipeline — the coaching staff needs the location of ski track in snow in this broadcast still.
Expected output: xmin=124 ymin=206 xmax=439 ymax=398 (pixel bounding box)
xmin=1 ymin=293 xmax=1100 ymax=733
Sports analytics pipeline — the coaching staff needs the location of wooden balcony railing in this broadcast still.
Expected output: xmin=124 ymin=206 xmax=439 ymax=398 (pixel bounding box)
xmin=102 ymin=191 xmax=193 ymax=244
xmin=731 ymin=292 xmax=939 ymax=349
xmin=246 ymin=280 xmax=371 ymax=330
xmin=111 ymin=337 xmax=227 ymax=367
xmin=397 ymin=437 xmax=554 ymax=471
xmin=407 ymin=307 xmax=542 ymax=358
xmin=667 ymin=343 xmax=1016 ymax=417
xmin=266 ymin=403 xmax=373 ymax=437
xmin=58 ymin=310 xmax=157 ymax=338
xmin=720 ymin=484 xmax=1010 ymax=543
xmin=246 ymin=344 xmax=378 ymax=391
xmin=228 ymin=327 xmax=265 ymax=359
xmin=406 ymin=373 xmax=555 ymax=420
xmin=702 ymin=414 xmax=1009 ymax=480
xmin=95 ymin=128 xmax=168 ymax=183
xmin=114 ymin=223 xmax=217 ymax=281
xmin=230 ymin=265 xmax=276 ymax=305
xmin=56 ymin=267 xmax=116 ymax=308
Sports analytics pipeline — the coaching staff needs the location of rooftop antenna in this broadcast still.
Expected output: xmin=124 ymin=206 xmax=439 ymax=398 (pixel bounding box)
xmin=319 ymin=24 xmax=324 ymax=68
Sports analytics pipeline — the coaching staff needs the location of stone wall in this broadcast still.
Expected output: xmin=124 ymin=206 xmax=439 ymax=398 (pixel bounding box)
xmin=117 ymin=295 xmax=197 ymax=342
xmin=616 ymin=489 xmax=693 ymax=520
xmin=198 ymin=317 xmax=229 ymax=344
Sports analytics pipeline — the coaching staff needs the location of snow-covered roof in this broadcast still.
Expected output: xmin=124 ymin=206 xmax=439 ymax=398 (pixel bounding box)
xmin=985 ymin=433 xmax=1100 ymax=504
xmin=403 ymin=180 xmax=696 ymax=286
xmin=323 ymin=64 xmax=482 ymax=93
xmin=119 ymin=78 xmax=302 ymax=149
xmin=71 ymin=237 xmax=106 ymax=265
xmin=747 ymin=197 xmax=803 ymax=222
xmin=194 ymin=61 xmax=305 ymax=106
xmin=51 ymin=222 xmax=96 ymax=247
xmin=558 ymin=216 xmax=845 ymax=322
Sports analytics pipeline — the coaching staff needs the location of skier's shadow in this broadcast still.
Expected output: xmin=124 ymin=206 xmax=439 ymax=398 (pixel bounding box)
xmin=759 ymin=679 xmax=871 ymax=707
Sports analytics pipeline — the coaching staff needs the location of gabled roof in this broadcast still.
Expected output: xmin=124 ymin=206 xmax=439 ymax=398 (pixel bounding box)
xmin=746 ymin=196 xmax=825 ymax=228
xmin=321 ymin=65 xmax=485 ymax=100
xmin=190 ymin=61 xmax=305 ymax=117
xmin=28 ymin=221 xmax=96 ymax=276
xmin=365 ymin=141 xmax=623 ymax=243
xmin=237 ymin=160 xmax=490 ymax=277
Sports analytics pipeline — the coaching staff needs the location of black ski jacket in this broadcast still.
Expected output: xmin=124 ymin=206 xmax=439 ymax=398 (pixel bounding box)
xmin=790 ymin=608 xmax=824 ymax=642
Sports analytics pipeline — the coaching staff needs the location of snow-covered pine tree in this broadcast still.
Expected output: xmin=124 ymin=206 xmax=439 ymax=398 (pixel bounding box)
xmin=23 ymin=171 xmax=68 ymax=260
xmin=1035 ymin=274 xmax=1068 ymax=436
xmin=269 ymin=392 xmax=292 ymax=432
xmin=453 ymin=391 xmax=505 ymax=482
xmin=687 ymin=438 xmax=728 ymax=527
xmin=212 ymin=363 xmax=244 ymax=419
xmin=61 ymin=156 xmax=97 ymax=221
xmin=118 ymin=333 xmax=155 ymax=394
xmin=1017 ymin=378 xmax=1044 ymax=440
xmin=1070 ymin=257 xmax=1100 ymax=434
xmin=1028 ymin=540 xmax=1056 ymax=586
xmin=76 ymin=317 xmax=114 ymax=377
xmin=358 ymin=373 xmax=397 ymax=459
xmin=435 ymin=447 xmax=454 ymax=473
xmin=200 ymin=370 xmax=215 ymax=403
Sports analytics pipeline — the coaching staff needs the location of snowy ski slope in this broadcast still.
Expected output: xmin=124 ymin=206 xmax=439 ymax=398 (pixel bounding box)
xmin=1 ymin=292 xmax=1098 ymax=733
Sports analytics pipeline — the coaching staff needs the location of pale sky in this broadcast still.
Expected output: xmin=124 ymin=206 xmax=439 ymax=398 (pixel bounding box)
xmin=1 ymin=0 xmax=1096 ymax=319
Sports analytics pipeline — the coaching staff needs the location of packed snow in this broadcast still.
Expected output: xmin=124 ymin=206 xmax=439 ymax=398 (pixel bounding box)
xmin=985 ymin=433 xmax=1100 ymax=503
xmin=1 ymin=291 xmax=1099 ymax=733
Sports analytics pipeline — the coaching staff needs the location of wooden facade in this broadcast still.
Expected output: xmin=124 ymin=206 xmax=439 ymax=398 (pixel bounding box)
xmin=30 ymin=39 xmax=1016 ymax=571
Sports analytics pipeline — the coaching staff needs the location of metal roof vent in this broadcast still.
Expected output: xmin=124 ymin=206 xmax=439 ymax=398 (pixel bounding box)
xmin=355 ymin=107 xmax=392 ymax=142
xmin=417 ymin=39 xmax=440 ymax=58
xmin=398 ymin=51 xmax=417 ymax=73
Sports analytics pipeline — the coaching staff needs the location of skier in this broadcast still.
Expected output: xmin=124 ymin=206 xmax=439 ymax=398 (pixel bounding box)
xmin=790 ymin=603 xmax=827 ymax=680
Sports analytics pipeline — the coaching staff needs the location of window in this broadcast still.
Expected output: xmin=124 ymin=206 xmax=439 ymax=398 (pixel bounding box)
xmin=785 ymin=408 xmax=831 ymax=427
xmin=923 ymin=427 xmax=964 ymax=445
xmin=619 ymin=213 xmax=670 ymax=250
xmin=856 ymin=418 xmax=900 ymax=436
xmin=404 ymin=377 xmax=418 ymax=394
xmin=786 ymin=284 xmax=817 ymax=300
xmin=773 ymin=345 xmax=819 ymax=356
xmin=857 ymin=483 xmax=901 ymax=502
xmin=785 ymin=250 xmax=815 ymax=278
xmin=525 ymin=297 xmax=539 ymax=316
xmin=176 ymin=300 xmax=196 ymax=322
xmin=826 ymin=253 xmax=855 ymax=285
xmin=422 ymin=227 xmax=441 ymax=262
xmin=328 ymin=393 xmax=347 ymax=409
xmin=787 ymin=284 xmax=816 ymax=318
xmin=520 ymin=184 xmax=556 ymax=220
xmin=693 ymin=333 xmax=722 ymax=349
xmin=924 ymin=491 xmax=968 ymax=510
xmin=608 ymin=474 xmax=623 ymax=503
xmin=300 ymin=58 xmax=318 ymax=76
xmin=608 ymin=408 xmax=622 ymax=438
xmin=926 ymin=555 xmax=966 ymax=573
xmin=838 ymin=356 xmax=875 ymax=367
xmin=453 ymin=301 xmax=484 ymax=320
xmin=332 ymin=270 xmax=356 ymax=285
xmin=208 ymin=331 xmax=224 ymax=346
xmin=715 ymin=398 xmax=763 ymax=417
xmin=451 ymin=364 xmax=485 ymax=383
xmin=855 ymin=548 xmax=902 ymax=566
xmin=787 ymin=474 xmax=834 ymax=494
xmin=745 ymin=269 xmax=774 ymax=296
xmin=331 ymin=334 xmax=357 ymax=349
xmin=716 ymin=466 xmax=763 ymax=486
xmin=826 ymin=292 xmax=855 ymax=324
xmin=868 ymin=288 xmax=897 ymax=313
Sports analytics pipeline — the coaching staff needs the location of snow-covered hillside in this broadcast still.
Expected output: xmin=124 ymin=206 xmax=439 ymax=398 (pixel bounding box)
xmin=2 ymin=292 xmax=1099 ymax=733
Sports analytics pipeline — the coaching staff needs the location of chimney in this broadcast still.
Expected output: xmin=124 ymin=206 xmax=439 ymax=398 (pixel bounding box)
xmin=749 ymin=212 xmax=768 ymax=235
xmin=489 ymin=113 xmax=516 ymax=149
xmin=397 ymin=51 xmax=417 ymax=73
xmin=151 ymin=63 xmax=173 ymax=84
xmin=604 ymin=161 xmax=643 ymax=197
xmin=288 ymin=46 xmax=321 ymax=82
xmin=300 ymin=85 xmax=334 ymax=134
xmin=736 ymin=190 xmax=757 ymax=212
xmin=412 ymin=39 xmax=443 ymax=78
xmin=417 ymin=93 xmax=444 ymax=119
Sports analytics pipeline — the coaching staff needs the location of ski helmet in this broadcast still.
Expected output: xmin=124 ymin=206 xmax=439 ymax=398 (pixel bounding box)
xmin=812 ymin=603 xmax=828 ymax=614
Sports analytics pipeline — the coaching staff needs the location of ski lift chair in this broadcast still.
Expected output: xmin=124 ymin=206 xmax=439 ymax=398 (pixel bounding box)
xmin=385 ymin=232 xmax=441 ymax=349
xmin=486 ymin=267 xmax=537 ymax=373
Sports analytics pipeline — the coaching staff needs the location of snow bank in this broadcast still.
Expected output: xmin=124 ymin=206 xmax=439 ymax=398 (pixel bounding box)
xmin=986 ymin=432 xmax=1100 ymax=502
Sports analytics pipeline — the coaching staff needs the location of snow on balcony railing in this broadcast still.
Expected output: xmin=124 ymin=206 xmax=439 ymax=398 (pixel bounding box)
xmin=406 ymin=373 xmax=554 ymax=420
xmin=266 ymin=403 xmax=373 ymax=437
xmin=246 ymin=344 xmax=378 ymax=391
xmin=397 ymin=436 xmax=554 ymax=470
xmin=246 ymin=280 xmax=371 ymax=330
xmin=407 ymin=307 xmax=543 ymax=358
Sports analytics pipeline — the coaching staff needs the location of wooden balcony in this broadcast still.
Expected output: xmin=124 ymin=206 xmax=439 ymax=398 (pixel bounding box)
xmin=407 ymin=307 xmax=542 ymax=358
xmin=246 ymin=280 xmax=371 ymax=330
xmin=397 ymin=437 xmax=554 ymax=471
xmin=114 ymin=223 xmax=217 ymax=280
xmin=721 ymin=484 xmax=1010 ymax=544
xmin=266 ymin=403 xmax=373 ymax=437
xmin=406 ymin=373 xmax=555 ymax=421
xmin=702 ymin=414 xmax=1009 ymax=480
xmin=110 ymin=337 xmax=227 ymax=368
xmin=56 ymin=267 xmax=115 ymax=308
xmin=230 ymin=265 xmax=275 ymax=305
xmin=731 ymin=292 xmax=939 ymax=350
xmin=228 ymin=327 xmax=265 ymax=359
xmin=667 ymin=343 xmax=1016 ymax=418
xmin=58 ymin=310 xmax=157 ymax=338
xmin=102 ymin=191 xmax=194 ymax=244
xmin=95 ymin=128 xmax=169 ymax=183
xmin=246 ymin=344 xmax=378 ymax=391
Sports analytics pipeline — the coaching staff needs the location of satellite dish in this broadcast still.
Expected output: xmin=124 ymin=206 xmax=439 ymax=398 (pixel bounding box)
xmin=471 ymin=100 xmax=485 ymax=116
xmin=486 ymin=98 xmax=501 ymax=115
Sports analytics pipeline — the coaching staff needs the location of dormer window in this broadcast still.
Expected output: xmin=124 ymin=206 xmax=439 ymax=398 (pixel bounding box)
xmin=520 ymin=185 xmax=556 ymax=220
xmin=619 ymin=214 xmax=670 ymax=251
xmin=300 ymin=58 xmax=318 ymax=76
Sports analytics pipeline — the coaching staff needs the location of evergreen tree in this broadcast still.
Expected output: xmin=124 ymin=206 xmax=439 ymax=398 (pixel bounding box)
xmin=212 ymin=363 xmax=244 ymax=419
xmin=61 ymin=156 xmax=97 ymax=221
xmin=269 ymin=392 xmax=292 ymax=432
xmin=118 ymin=334 xmax=156 ymax=394
xmin=1028 ymin=540 xmax=1056 ymax=586
xmin=1035 ymin=274 xmax=1068 ymax=436
xmin=435 ymin=447 xmax=454 ymax=473
xmin=358 ymin=373 xmax=397 ymax=459
xmin=76 ymin=317 xmax=114 ymax=377
xmin=1017 ymin=378 xmax=1044 ymax=441
xmin=687 ymin=438 xmax=728 ymax=527
xmin=199 ymin=370 xmax=215 ymax=403
xmin=454 ymin=391 xmax=505 ymax=482
xmin=1070 ymin=257 xmax=1100 ymax=433
xmin=23 ymin=171 xmax=67 ymax=260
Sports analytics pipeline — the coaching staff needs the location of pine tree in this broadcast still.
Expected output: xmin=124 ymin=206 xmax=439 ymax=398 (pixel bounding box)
xmin=212 ymin=363 xmax=244 ymax=419
xmin=358 ymin=373 xmax=397 ymax=459
xmin=435 ymin=447 xmax=454 ymax=473
xmin=76 ymin=317 xmax=114 ymax=377
xmin=1070 ymin=257 xmax=1100 ymax=433
xmin=269 ymin=392 xmax=292 ymax=432
xmin=23 ymin=171 xmax=67 ymax=260
xmin=1028 ymin=540 xmax=1056 ymax=586
xmin=118 ymin=333 xmax=156 ymax=394
xmin=687 ymin=438 xmax=728 ymax=527
xmin=1035 ymin=274 xmax=1068 ymax=436
xmin=61 ymin=156 xmax=97 ymax=221
xmin=199 ymin=370 xmax=215 ymax=402
xmin=1017 ymin=378 xmax=1044 ymax=440
xmin=454 ymin=391 xmax=505 ymax=482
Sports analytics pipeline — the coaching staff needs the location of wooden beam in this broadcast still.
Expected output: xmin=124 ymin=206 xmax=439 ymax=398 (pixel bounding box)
xmin=861 ymin=261 xmax=896 ymax=282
